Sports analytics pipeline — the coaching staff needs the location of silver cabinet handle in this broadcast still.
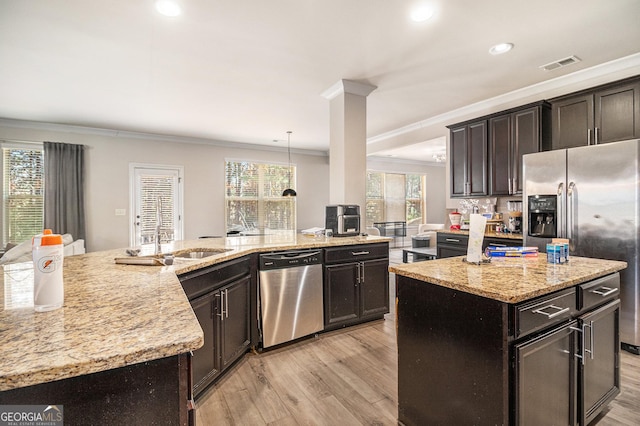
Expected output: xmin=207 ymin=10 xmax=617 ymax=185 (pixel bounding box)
xmin=446 ymin=238 xmax=460 ymax=242
xmin=572 ymin=321 xmax=595 ymax=365
xmin=351 ymin=251 xmax=370 ymax=256
xmin=585 ymin=321 xmax=594 ymax=360
xmin=513 ymin=177 xmax=517 ymax=193
xmin=361 ymin=263 xmax=365 ymax=283
xmin=594 ymin=127 xmax=600 ymax=145
xmin=591 ymin=286 xmax=618 ymax=297
xmin=532 ymin=304 xmax=570 ymax=319
xmin=225 ymin=289 xmax=229 ymax=319
xmin=215 ymin=293 xmax=224 ymax=319
xmin=587 ymin=128 xmax=592 ymax=145
xmin=356 ymin=263 xmax=361 ymax=284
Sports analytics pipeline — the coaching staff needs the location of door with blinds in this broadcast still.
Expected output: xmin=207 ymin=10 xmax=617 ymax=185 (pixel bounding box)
xmin=130 ymin=164 xmax=183 ymax=247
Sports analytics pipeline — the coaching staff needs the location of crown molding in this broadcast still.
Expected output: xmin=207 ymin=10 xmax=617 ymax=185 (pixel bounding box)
xmin=367 ymin=52 xmax=640 ymax=144
xmin=0 ymin=118 xmax=329 ymax=157
xmin=321 ymin=79 xmax=377 ymax=100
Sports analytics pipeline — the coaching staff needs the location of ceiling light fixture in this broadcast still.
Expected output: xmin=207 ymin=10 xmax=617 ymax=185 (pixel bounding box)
xmin=433 ymin=154 xmax=446 ymax=162
xmin=282 ymin=131 xmax=297 ymax=197
xmin=489 ymin=43 xmax=514 ymax=55
xmin=155 ymin=0 xmax=182 ymax=17
xmin=410 ymin=5 xmax=435 ymax=22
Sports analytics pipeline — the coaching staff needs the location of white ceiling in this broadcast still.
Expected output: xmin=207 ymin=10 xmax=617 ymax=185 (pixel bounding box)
xmin=1 ymin=0 xmax=640 ymax=163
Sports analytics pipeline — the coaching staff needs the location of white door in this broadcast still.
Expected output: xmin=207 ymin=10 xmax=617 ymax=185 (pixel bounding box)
xmin=130 ymin=164 xmax=183 ymax=247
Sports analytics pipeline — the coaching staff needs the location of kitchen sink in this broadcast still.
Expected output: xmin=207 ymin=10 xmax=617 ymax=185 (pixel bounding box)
xmin=171 ymin=248 xmax=231 ymax=259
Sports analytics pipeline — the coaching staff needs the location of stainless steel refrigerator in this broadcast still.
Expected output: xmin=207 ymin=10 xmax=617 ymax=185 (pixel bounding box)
xmin=523 ymin=139 xmax=640 ymax=354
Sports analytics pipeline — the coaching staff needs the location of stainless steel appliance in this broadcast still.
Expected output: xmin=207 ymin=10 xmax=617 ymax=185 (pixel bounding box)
xmin=523 ymin=139 xmax=640 ymax=354
xmin=325 ymin=205 xmax=360 ymax=236
xmin=258 ymin=250 xmax=324 ymax=348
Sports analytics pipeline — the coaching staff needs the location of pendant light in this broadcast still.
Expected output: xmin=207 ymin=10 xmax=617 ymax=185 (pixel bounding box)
xmin=282 ymin=131 xmax=297 ymax=197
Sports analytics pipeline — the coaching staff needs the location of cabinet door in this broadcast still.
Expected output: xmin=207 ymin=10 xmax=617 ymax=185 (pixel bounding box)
xmin=324 ymin=263 xmax=359 ymax=326
xmin=512 ymin=107 xmax=540 ymax=193
xmin=514 ymin=321 xmax=577 ymax=426
xmin=468 ymin=121 xmax=488 ymax=196
xmin=360 ymin=259 xmax=389 ymax=318
xmin=219 ymin=276 xmax=251 ymax=370
xmin=595 ymin=81 xmax=640 ymax=144
xmin=190 ymin=292 xmax=219 ymax=396
xmin=489 ymin=114 xmax=512 ymax=196
xmin=450 ymin=126 xmax=468 ymax=196
xmin=579 ymin=300 xmax=620 ymax=426
xmin=552 ymin=94 xmax=594 ymax=150
xmin=436 ymin=245 xmax=467 ymax=259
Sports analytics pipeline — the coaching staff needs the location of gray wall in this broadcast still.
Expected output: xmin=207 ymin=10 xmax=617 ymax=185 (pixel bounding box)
xmin=0 ymin=122 xmax=446 ymax=252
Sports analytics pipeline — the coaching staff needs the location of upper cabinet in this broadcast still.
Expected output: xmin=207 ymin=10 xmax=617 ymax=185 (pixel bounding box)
xmin=448 ymin=102 xmax=550 ymax=198
xmin=449 ymin=120 xmax=488 ymax=197
xmin=489 ymin=103 xmax=551 ymax=196
xmin=551 ymin=77 xmax=640 ymax=149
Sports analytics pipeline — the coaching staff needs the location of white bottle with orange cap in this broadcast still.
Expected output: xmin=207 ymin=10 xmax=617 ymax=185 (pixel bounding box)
xmin=32 ymin=229 xmax=64 ymax=312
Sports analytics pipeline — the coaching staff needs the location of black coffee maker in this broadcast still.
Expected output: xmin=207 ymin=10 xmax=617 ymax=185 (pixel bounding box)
xmin=528 ymin=195 xmax=557 ymax=238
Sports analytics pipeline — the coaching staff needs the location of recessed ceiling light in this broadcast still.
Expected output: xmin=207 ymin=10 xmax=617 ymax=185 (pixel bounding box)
xmin=489 ymin=43 xmax=514 ymax=55
xmin=155 ymin=0 xmax=182 ymax=17
xmin=410 ymin=5 xmax=435 ymax=22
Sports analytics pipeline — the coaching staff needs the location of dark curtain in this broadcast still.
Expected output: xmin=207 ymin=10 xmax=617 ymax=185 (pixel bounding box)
xmin=44 ymin=142 xmax=86 ymax=240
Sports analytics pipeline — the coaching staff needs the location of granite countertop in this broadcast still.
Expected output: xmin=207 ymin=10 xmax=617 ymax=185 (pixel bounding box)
xmin=437 ymin=229 xmax=523 ymax=240
xmin=390 ymin=255 xmax=627 ymax=304
xmin=0 ymin=233 xmax=390 ymax=391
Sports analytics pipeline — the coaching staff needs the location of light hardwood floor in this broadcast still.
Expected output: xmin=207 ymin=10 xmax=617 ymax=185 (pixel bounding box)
xmin=195 ymin=249 xmax=640 ymax=425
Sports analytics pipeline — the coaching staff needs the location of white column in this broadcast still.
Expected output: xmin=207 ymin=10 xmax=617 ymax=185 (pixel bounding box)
xmin=321 ymin=79 xmax=376 ymax=209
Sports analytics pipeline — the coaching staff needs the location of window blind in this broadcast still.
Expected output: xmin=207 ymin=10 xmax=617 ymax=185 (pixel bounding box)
xmin=225 ymin=160 xmax=296 ymax=232
xmin=138 ymin=174 xmax=176 ymax=244
xmin=3 ymin=147 xmax=44 ymax=245
xmin=365 ymin=171 xmax=426 ymax=226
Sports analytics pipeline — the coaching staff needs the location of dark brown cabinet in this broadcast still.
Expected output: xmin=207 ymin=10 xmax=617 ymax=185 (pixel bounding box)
xmin=323 ymin=243 xmax=389 ymax=330
xmin=397 ymin=272 xmax=621 ymax=425
xmin=449 ymin=120 xmax=488 ymax=197
xmin=489 ymin=103 xmax=551 ymax=195
xmin=178 ymin=256 xmax=252 ymax=398
xmin=551 ymin=77 xmax=640 ymax=149
xmin=436 ymin=232 xmax=522 ymax=258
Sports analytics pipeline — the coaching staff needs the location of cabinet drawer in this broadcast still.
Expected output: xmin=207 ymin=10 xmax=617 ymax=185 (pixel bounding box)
xmin=578 ymin=273 xmax=620 ymax=312
xmin=179 ymin=256 xmax=251 ymax=300
xmin=324 ymin=243 xmax=388 ymax=264
xmin=436 ymin=233 xmax=468 ymax=246
xmin=514 ymin=288 xmax=576 ymax=339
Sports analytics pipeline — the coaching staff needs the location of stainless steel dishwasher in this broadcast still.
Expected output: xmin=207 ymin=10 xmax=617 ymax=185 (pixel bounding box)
xmin=258 ymin=249 xmax=324 ymax=348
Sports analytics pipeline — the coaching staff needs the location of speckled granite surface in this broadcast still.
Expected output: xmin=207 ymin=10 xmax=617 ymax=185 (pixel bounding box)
xmin=0 ymin=234 xmax=389 ymax=391
xmin=436 ymin=229 xmax=524 ymax=240
xmin=390 ymin=255 xmax=627 ymax=304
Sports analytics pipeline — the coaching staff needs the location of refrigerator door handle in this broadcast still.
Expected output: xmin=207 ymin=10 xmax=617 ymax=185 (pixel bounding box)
xmin=587 ymin=129 xmax=592 ymax=146
xmin=557 ymin=183 xmax=565 ymax=238
xmin=567 ymin=182 xmax=577 ymax=248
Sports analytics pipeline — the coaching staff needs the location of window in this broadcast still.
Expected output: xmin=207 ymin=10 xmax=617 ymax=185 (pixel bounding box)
xmin=225 ymin=160 xmax=296 ymax=233
xmin=2 ymin=146 xmax=44 ymax=246
xmin=130 ymin=164 xmax=184 ymax=247
xmin=365 ymin=171 xmax=426 ymax=226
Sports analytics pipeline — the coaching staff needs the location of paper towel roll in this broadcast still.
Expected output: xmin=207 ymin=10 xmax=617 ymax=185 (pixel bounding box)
xmin=467 ymin=214 xmax=487 ymax=263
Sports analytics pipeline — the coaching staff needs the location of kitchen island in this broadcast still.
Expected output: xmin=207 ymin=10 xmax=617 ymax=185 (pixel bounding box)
xmin=0 ymin=233 xmax=389 ymax=425
xmin=390 ymin=255 xmax=627 ymax=425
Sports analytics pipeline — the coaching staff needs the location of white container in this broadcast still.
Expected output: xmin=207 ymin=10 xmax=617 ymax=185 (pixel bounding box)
xmin=32 ymin=230 xmax=64 ymax=312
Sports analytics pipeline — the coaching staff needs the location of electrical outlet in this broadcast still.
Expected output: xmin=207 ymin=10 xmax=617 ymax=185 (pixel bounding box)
xmin=115 ymin=209 xmax=126 ymax=216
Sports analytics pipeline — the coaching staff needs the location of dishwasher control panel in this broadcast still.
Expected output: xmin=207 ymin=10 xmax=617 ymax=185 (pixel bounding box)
xmin=259 ymin=250 xmax=323 ymax=270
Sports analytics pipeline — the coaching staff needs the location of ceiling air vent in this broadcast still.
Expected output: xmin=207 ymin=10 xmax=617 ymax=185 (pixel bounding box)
xmin=539 ymin=55 xmax=581 ymax=71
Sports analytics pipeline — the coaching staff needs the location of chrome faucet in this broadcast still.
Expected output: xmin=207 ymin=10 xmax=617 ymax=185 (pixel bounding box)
xmin=155 ymin=196 xmax=163 ymax=255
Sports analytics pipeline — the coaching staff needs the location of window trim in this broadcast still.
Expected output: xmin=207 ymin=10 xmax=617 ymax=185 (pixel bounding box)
xmin=1 ymin=140 xmax=45 ymax=246
xmin=224 ymin=158 xmax=297 ymax=234
xmin=128 ymin=163 xmax=184 ymax=247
